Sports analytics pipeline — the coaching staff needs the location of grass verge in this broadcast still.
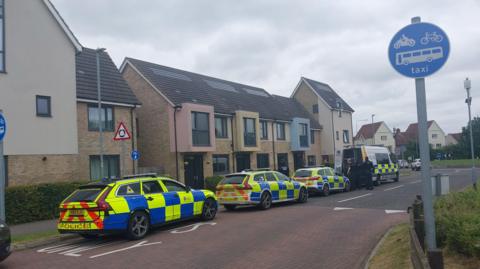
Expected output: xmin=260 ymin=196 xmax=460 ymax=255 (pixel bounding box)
xmin=369 ymin=223 xmax=412 ymax=269
xmin=12 ymin=230 xmax=60 ymax=244
xmin=431 ymin=159 xmax=480 ymax=168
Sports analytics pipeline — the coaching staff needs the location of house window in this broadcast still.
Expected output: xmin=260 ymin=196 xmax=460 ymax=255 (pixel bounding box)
xmin=213 ymin=155 xmax=229 ymax=175
xmin=312 ymin=104 xmax=318 ymax=114
xmin=257 ymin=154 xmax=269 ymax=168
xmin=310 ymin=130 xmax=315 ymax=144
xmin=244 ymin=118 xmax=256 ymax=146
xmin=299 ymin=123 xmax=308 ymax=147
xmin=432 ymin=133 xmax=438 ymax=139
xmin=276 ymin=123 xmax=286 ymax=140
xmin=307 ymin=155 xmax=316 ymax=166
xmin=336 ymin=131 xmax=339 ymax=141
xmin=88 ymin=104 xmax=114 ymax=131
xmin=260 ymin=120 xmax=268 ymax=140
xmin=0 ymin=0 xmax=4 ymax=72
xmin=343 ymin=130 xmax=349 ymax=143
xmin=36 ymin=95 xmax=51 ymax=117
xmin=381 ymin=135 xmax=387 ymax=141
xmin=89 ymin=155 xmax=120 ymax=180
xmin=215 ymin=116 xmax=228 ymax=138
xmin=192 ymin=112 xmax=210 ymax=146
xmin=436 ymin=143 xmax=441 ymax=148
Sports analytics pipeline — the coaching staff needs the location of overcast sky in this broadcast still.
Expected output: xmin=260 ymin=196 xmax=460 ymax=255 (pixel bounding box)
xmin=52 ymin=0 xmax=480 ymax=134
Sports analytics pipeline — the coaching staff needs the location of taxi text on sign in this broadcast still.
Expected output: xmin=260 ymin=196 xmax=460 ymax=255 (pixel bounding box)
xmin=113 ymin=122 xmax=131 ymax=141
xmin=388 ymin=22 xmax=450 ymax=78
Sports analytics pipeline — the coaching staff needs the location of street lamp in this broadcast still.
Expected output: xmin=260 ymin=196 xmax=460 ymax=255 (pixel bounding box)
xmin=371 ymin=114 xmax=375 ymax=145
xmin=96 ymin=48 xmax=106 ymax=180
xmin=464 ymin=78 xmax=477 ymax=190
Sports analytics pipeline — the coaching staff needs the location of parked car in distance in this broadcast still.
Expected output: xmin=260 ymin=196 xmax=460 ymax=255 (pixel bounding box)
xmin=411 ymin=159 xmax=421 ymax=171
xmin=0 ymin=220 xmax=11 ymax=263
xmin=398 ymin=159 xmax=409 ymax=169
xmin=58 ymin=174 xmax=217 ymax=240
xmin=293 ymin=167 xmax=350 ymax=196
xmin=216 ymin=170 xmax=308 ymax=210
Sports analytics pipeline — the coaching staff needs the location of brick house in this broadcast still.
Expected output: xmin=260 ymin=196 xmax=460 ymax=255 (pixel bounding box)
xmin=291 ymin=77 xmax=354 ymax=164
xmin=121 ymin=58 xmax=321 ymax=187
xmin=354 ymin=121 xmax=396 ymax=153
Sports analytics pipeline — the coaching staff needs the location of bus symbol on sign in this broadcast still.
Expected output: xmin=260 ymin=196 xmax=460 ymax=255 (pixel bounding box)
xmin=0 ymin=114 xmax=6 ymax=142
xmin=388 ymin=22 xmax=450 ymax=78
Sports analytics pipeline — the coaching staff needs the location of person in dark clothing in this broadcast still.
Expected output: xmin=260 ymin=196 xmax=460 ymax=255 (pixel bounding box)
xmin=361 ymin=157 xmax=374 ymax=190
xmin=346 ymin=159 xmax=359 ymax=190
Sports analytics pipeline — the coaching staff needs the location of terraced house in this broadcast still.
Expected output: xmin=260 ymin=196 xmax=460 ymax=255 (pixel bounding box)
xmin=121 ymin=58 xmax=322 ymax=187
xmin=0 ymin=0 xmax=139 ymax=185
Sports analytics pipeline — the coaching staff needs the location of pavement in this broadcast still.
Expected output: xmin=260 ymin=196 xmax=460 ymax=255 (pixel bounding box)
xmin=10 ymin=219 xmax=57 ymax=237
xmin=1 ymin=168 xmax=475 ymax=269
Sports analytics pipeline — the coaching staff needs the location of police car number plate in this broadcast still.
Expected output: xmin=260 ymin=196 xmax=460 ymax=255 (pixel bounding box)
xmin=69 ymin=209 xmax=84 ymax=216
xmin=58 ymin=222 xmax=93 ymax=230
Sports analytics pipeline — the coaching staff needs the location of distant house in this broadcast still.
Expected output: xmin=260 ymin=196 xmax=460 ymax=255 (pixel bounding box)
xmin=354 ymin=121 xmax=395 ymax=153
xmin=394 ymin=129 xmax=409 ymax=159
xmin=291 ymin=77 xmax=354 ymax=164
xmin=394 ymin=120 xmax=446 ymax=156
xmin=446 ymin=133 xmax=462 ymax=146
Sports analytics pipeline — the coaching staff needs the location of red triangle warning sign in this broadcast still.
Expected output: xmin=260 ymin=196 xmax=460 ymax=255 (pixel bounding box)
xmin=113 ymin=122 xmax=131 ymax=141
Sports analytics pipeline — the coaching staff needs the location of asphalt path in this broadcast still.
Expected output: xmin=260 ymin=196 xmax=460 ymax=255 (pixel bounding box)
xmin=1 ymin=168 xmax=474 ymax=269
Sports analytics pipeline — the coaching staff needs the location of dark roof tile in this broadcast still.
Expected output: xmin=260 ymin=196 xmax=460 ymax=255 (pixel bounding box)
xmin=303 ymin=77 xmax=354 ymax=112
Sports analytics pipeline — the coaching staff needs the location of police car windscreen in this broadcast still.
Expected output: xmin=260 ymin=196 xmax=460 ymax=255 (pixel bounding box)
xmin=221 ymin=175 xmax=247 ymax=184
xmin=294 ymin=170 xmax=312 ymax=177
xmin=65 ymin=188 xmax=105 ymax=203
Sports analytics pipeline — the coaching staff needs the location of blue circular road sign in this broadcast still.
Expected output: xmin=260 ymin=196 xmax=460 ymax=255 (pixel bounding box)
xmin=388 ymin=22 xmax=450 ymax=78
xmin=131 ymin=150 xmax=140 ymax=161
xmin=0 ymin=114 xmax=6 ymax=142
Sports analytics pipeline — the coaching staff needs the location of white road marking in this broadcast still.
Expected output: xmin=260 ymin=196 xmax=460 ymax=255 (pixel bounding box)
xmin=60 ymin=242 xmax=118 ymax=257
xmin=37 ymin=240 xmax=118 ymax=257
xmin=408 ymin=180 xmax=421 ymax=184
xmin=384 ymin=185 xmax=405 ymax=191
xmin=337 ymin=193 xmax=372 ymax=203
xmin=385 ymin=210 xmax=407 ymax=214
xmin=90 ymin=240 xmax=162 ymax=259
xmin=169 ymin=222 xmax=216 ymax=234
xmin=333 ymin=207 xmax=354 ymax=211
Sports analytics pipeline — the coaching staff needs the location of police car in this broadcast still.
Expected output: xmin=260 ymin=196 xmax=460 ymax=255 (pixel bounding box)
xmin=57 ymin=174 xmax=217 ymax=240
xmin=216 ymin=170 xmax=308 ymax=210
xmin=293 ymin=166 xmax=351 ymax=196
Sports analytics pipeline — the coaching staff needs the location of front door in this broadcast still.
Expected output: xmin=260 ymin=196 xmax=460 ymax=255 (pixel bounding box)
xmin=236 ymin=153 xmax=251 ymax=172
xmin=184 ymin=155 xmax=204 ymax=189
xmin=293 ymin=152 xmax=305 ymax=170
xmin=277 ymin=153 xmax=289 ymax=176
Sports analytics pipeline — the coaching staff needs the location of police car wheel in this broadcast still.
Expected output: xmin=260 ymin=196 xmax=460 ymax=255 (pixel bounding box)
xmin=224 ymin=205 xmax=236 ymax=211
xmin=259 ymin=192 xmax=272 ymax=210
xmin=201 ymin=198 xmax=217 ymax=221
xmin=322 ymin=185 xmax=330 ymax=196
xmin=127 ymin=211 xmax=150 ymax=240
xmin=297 ymin=188 xmax=308 ymax=203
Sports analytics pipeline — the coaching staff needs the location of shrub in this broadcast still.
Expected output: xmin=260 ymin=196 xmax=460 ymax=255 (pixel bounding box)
xmin=5 ymin=181 xmax=87 ymax=225
xmin=435 ymin=188 xmax=480 ymax=258
xmin=204 ymin=175 xmax=224 ymax=192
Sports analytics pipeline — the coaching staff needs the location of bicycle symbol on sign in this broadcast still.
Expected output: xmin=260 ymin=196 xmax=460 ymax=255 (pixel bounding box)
xmin=420 ymin=32 xmax=443 ymax=45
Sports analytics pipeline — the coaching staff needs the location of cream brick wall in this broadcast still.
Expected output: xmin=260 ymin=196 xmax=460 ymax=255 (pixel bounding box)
xmin=76 ymin=102 xmax=136 ymax=180
xmin=122 ymin=65 xmax=178 ymax=179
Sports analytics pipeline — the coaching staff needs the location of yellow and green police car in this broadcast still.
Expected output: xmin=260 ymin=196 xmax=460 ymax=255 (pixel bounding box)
xmin=57 ymin=174 xmax=217 ymax=240
xmin=293 ymin=167 xmax=351 ymax=196
xmin=216 ymin=170 xmax=308 ymax=210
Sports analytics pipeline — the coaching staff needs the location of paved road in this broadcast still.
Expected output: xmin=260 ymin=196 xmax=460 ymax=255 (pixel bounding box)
xmin=1 ymin=168 xmax=474 ymax=269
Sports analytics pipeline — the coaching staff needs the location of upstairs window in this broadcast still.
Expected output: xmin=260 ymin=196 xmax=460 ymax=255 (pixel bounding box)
xmin=88 ymin=104 xmax=114 ymax=132
xmin=312 ymin=104 xmax=318 ymax=114
xmin=192 ymin=112 xmax=210 ymax=146
xmin=0 ymin=0 xmax=4 ymax=72
xmin=299 ymin=123 xmax=308 ymax=147
xmin=381 ymin=135 xmax=387 ymax=141
xmin=260 ymin=120 xmax=268 ymax=140
xmin=244 ymin=118 xmax=256 ymax=147
xmin=432 ymin=133 xmax=438 ymax=139
xmin=310 ymin=130 xmax=315 ymax=144
xmin=215 ymin=116 xmax=228 ymax=138
xmin=276 ymin=123 xmax=286 ymax=140
xmin=343 ymin=130 xmax=350 ymax=143
xmin=36 ymin=95 xmax=51 ymax=117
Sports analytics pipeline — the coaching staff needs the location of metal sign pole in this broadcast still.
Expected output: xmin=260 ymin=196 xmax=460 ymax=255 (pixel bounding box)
xmin=121 ymin=141 xmax=126 ymax=179
xmin=0 ymin=109 xmax=5 ymax=221
xmin=415 ymin=77 xmax=436 ymax=250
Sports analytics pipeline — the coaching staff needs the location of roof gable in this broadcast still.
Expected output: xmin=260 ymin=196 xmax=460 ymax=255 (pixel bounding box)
xmin=76 ymin=48 xmax=140 ymax=105
xmin=43 ymin=0 xmax=82 ymax=52
xmin=355 ymin=122 xmax=383 ymax=140
xmin=301 ymin=77 xmax=354 ymax=112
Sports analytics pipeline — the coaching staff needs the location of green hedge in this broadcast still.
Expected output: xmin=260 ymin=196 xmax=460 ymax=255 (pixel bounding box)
xmin=204 ymin=176 xmax=224 ymax=192
xmin=6 ymin=181 xmax=86 ymax=225
xmin=435 ymin=188 xmax=480 ymax=258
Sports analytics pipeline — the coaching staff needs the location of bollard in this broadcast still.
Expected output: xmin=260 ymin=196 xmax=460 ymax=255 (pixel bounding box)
xmin=428 ymin=249 xmax=444 ymax=269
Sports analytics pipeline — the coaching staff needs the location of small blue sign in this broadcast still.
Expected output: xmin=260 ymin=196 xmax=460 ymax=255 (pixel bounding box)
xmin=131 ymin=150 xmax=140 ymax=161
xmin=0 ymin=114 xmax=6 ymax=142
xmin=388 ymin=22 xmax=450 ymax=78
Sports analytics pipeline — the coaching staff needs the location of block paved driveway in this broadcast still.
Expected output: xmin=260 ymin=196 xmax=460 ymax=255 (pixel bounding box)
xmin=1 ymin=168 xmax=474 ymax=269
